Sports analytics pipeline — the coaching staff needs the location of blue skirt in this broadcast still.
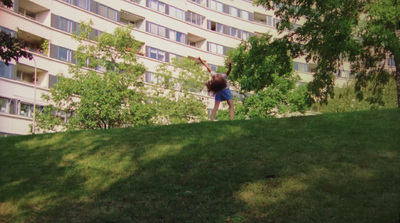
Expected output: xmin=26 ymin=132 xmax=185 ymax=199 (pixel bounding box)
xmin=215 ymin=88 xmax=233 ymax=101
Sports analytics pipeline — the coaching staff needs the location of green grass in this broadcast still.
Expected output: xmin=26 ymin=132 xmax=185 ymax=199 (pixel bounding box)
xmin=1 ymin=109 xmax=399 ymax=223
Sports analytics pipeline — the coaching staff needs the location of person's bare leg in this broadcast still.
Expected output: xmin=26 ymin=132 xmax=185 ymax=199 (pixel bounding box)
xmin=227 ymin=99 xmax=234 ymax=120
xmin=211 ymin=101 xmax=220 ymax=121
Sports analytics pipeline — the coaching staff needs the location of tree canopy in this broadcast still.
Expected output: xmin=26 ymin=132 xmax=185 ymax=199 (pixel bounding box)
xmin=0 ymin=0 xmax=33 ymax=65
xmin=36 ymin=24 xmax=153 ymax=131
xmin=254 ymin=0 xmax=400 ymax=107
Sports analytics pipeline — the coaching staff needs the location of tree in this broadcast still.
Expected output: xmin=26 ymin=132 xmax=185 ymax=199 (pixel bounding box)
xmin=254 ymin=0 xmax=400 ymax=107
xmin=0 ymin=0 xmax=33 ymax=65
xmin=150 ymin=57 xmax=208 ymax=124
xmin=226 ymin=34 xmax=311 ymax=118
xmin=36 ymin=23 xmax=154 ymax=131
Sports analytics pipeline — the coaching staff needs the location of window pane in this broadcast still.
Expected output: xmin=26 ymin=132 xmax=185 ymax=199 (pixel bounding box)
xmin=20 ymin=103 xmax=33 ymax=117
xmin=150 ymin=0 xmax=158 ymax=10
xmin=210 ymin=1 xmax=216 ymax=10
xmin=176 ymin=32 xmax=185 ymax=43
xmin=158 ymin=26 xmax=166 ymax=37
xmin=267 ymin=16 xmax=272 ymax=26
xmin=99 ymin=5 xmax=107 ymax=17
xmin=169 ymin=7 xmax=176 ymax=17
xmin=217 ymin=45 xmax=223 ymax=54
xmin=216 ymin=23 xmax=223 ymax=33
xmin=77 ymin=0 xmax=89 ymax=9
xmin=150 ymin=23 xmax=157 ymax=34
xmin=216 ymin=2 xmax=223 ymax=12
xmin=158 ymin=2 xmax=166 ymax=13
xmin=59 ymin=17 xmax=72 ymax=33
xmin=58 ymin=48 xmax=68 ymax=61
xmin=241 ymin=10 xmax=249 ymax=20
xmin=169 ymin=30 xmax=176 ymax=41
xmin=210 ymin=43 xmax=216 ymax=53
xmin=150 ymin=48 xmax=157 ymax=59
xmin=0 ymin=98 xmax=8 ymax=113
xmin=158 ymin=51 xmax=165 ymax=61
xmin=177 ymin=9 xmax=184 ymax=20
xmin=108 ymin=9 xmax=116 ymax=21
xmin=229 ymin=7 xmax=238 ymax=17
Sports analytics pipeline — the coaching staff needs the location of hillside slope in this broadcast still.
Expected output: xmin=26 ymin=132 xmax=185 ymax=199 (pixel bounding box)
xmin=1 ymin=109 xmax=399 ymax=223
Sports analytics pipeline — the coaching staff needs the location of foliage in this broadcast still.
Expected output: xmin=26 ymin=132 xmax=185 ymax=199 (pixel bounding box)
xmin=0 ymin=0 xmax=12 ymax=8
xmin=227 ymin=34 xmax=294 ymax=93
xmin=150 ymin=57 xmax=209 ymax=124
xmin=36 ymin=24 xmax=153 ymax=131
xmin=313 ymin=77 xmax=397 ymax=113
xmin=0 ymin=0 xmax=33 ymax=65
xmin=254 ymin=0 xmax=400 ymax=107
xmin=226 ymin=34 xmax=311 ymax=118
xmin=0 ymin=31 xmax=33 ymax=66
xmin=1 ymin=109 xmax=400 ymax=222
xmin=155 ymin=57 xmax=209 ymax=93
xmin=151 ymin=95 xmax=207 ymax=124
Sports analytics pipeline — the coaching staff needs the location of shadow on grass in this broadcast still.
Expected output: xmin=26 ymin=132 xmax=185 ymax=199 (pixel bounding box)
xmin=1 ymin=109 xmax=399 ymax=222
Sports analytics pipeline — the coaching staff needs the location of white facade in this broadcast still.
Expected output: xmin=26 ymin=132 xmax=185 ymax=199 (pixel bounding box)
xmin=0 ymin=0 xmax=351 ymax=135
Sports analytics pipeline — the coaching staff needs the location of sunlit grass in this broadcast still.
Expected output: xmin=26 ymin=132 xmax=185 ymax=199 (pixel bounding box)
xmin=0 ymin=109 xmax=399 ymax=223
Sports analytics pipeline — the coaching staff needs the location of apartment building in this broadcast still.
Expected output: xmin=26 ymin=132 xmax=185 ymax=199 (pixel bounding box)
xmin=0 ymin=0 xmax=351 ymax=136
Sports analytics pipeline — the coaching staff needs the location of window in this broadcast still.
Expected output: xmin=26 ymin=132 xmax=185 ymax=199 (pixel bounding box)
xmin=186 ymin=11 xmax=205 ymax=26
xmin=169 ymin=30 xmax=186 ymax=43
xmin=58 ymin=47 xmax=73 ymax=62
xmin=169 ymin=6 xmax=185 ymax=20
xmin=148 ymin=22 xmax=167 ymax=38
xmin=209 ymin=21 xmax=223 ymax=33
xmin=99 ymin=4 xmax=118 ymax=21
xmin=149 ymin=0 xmax=166 ymax=13
xmin=230 ymin=27 xmax=238 ymax=37
xmin=59 ymin=17 xmax=73 ymax=33
xmin=240 ymin=10 xmax=250 ymax=20
xmin=388 ymin=57 xmax=396 ymax=66
xmin=229 ymin=6 xmax=238 ymax=17
xmin=294 ymin=62 xmax=309 ymax=72
xmin=208 ymin=42 xmax=224 ymax=55
xmin=273 ymin=19 xmax=281 ymax=28
xmin=208 ymin=64 xmax=218 ymax=72
xmin=20 ymin=102 xmax=34 ymax=117
xmin=241 ymin=31 xmax=250 ymax=40
xmin=0 ymin=61 xmax=13 ymax=79
xmin=147 ymin=47 xmax=167 ymax=62
xmin=210 ymin=0 xmax=223 ymax=12
xmin=0 ymin=26 xmax=15 ymax=37
xmin=267 ymin=15 xmax=272 ymax=26
xmin=77 ymin=0 xmax=90 ymax=10
xmin=0 ymin=97 xmax=8 ymax=113
xmin=62 ymin=0 xmax=73 ymax=3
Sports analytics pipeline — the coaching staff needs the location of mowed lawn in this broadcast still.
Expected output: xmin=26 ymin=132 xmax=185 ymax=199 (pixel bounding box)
xmin=0 ymin=109 xmax=399 ymax=223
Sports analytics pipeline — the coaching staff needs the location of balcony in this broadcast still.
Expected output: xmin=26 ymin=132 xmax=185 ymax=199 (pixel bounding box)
xmin=120 ymin=10 xmax=145 ymax=30
xmin=187 ymin=33 xmax=206 ymax=49
xmin=16 ymin=64 xmax=48 ymax=88
xmin=18 ymin=30 xmax=50 ymax=56
xmin=18 ymin=0 xmax=50 ymax=23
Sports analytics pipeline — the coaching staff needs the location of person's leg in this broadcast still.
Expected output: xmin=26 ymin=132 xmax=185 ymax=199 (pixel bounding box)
xmin=227 ymin=99 xmax=234 ymax=120
xmin=211 ymin=100 xmax=220 ymax=121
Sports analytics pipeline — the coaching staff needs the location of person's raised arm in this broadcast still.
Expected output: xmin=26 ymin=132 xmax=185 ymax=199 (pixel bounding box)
xmin=198 ymin=57 xmax=212 ymax=73
xmin=226 ymin=59 xmax=232 ymax=76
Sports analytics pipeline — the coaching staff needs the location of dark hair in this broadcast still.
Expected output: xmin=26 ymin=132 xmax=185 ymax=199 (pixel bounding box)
xmin=205 ymin=73 xmax=227 ymax=95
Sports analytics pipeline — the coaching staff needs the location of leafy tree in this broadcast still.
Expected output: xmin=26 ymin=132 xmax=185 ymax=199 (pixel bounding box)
xmin=0 ymin=0 xmax=12 ymax=7
xmin=313 ymin=78 xmax=397 ymax=113
xmin=0 ymin=0 xmax=32 ymax=65
xmin=226 ymin=34 xmax=311 ymax=118
xmin=150 ymin=57 xmax=208 ymax=124
xmin=36 ymin=24 xmax=154 ymax=131
xmin=254 ymin=0 xmax=400 ymax=107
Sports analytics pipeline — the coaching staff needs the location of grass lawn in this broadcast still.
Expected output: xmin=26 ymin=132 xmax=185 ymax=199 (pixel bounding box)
xmin=0 ymin=109 xmax=399 ymax=223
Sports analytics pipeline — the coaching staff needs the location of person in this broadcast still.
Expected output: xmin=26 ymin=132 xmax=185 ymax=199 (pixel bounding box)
xmin=198 ymin=57 xmax=234 ymax=121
